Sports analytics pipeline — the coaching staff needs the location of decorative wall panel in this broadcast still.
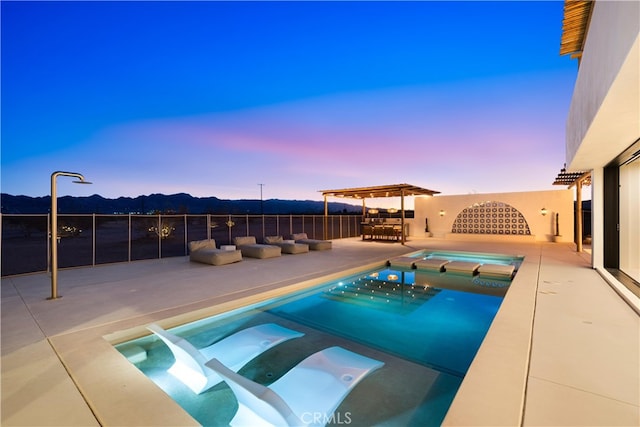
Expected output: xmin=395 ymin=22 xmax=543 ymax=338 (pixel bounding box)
xmin=451 ymin=201 xmax=531 ymax=235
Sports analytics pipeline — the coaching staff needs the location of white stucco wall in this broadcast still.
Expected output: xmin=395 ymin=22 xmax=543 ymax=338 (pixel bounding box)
xmin=564 ymin=1 xmax=639 ymax=275
xmin=566 ymin=1 xmax=640 ymax=169
xmin=413 ymin=190 xmax=574 ymax=242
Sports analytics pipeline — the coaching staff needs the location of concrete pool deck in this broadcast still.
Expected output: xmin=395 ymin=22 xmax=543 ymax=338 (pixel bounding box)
xmin=2 ymin=237 xmax=638 ymax=426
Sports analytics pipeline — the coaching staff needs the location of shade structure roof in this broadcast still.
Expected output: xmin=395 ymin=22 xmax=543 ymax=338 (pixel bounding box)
xmin=559 ymin=0 xmax=594 ymax=59
xmin=552 ymin=168 xmax=591 ymax=187
xmin=320 ymin=183 xmax=440 ymax=199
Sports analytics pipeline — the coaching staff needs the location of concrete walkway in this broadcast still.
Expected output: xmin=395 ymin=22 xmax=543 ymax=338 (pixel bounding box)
xmin=2 ymin=238 xmax=638 ymax=426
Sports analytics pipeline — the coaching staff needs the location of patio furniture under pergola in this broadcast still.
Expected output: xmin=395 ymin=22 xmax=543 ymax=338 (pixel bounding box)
xmin=320 ymin=183 xmax=440 ymax=244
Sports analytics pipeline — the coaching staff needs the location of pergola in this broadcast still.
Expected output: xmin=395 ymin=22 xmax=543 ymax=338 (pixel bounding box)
xmin=553 ymin=165 xmax=592 ymax=252
xmin=320 ymin=183 xmax=440 ymax=244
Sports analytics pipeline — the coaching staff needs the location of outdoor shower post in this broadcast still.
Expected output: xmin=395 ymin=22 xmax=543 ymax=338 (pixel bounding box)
xmin=49 ymin=171 xmax=92 ymax=300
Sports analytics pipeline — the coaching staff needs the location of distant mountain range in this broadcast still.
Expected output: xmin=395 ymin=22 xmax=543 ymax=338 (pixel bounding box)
xmin=0 ymin=193 xmax=365 ymax=215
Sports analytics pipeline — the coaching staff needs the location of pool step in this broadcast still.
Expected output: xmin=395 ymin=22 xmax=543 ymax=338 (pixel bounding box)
xmin=387 ymin=257 xmax=417 ymax=269
xmin=414 ymin=258 xmax=450 ymax=272
xmin=442 ymin=261 xmax=481 ymax=275
xmin=388 ymin=256 xmax=516 ymax=278
xmin=477 ymin=263 xmax=515 ymax=278
xmin=118 ymin=344 xmax=147 ymax=364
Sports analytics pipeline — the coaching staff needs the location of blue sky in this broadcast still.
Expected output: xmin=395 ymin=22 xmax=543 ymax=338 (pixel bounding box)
xmin=1 ymin=1 xmax=577 ymax=207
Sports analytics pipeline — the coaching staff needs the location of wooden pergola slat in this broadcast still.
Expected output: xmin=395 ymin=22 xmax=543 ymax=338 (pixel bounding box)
xmin=560 ymin=0 xmax=594 ymax=59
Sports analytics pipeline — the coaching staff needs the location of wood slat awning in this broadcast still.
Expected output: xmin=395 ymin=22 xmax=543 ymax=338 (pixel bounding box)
xmin=320 ymin=183 xmax=440 ymax=199
xmin=552 ymin=164 xmax=591 ymax=254
xmin=560 ymin=0 xmax=594 ymax=59
xmin=552 ymin=165 xmax=591 ymax=187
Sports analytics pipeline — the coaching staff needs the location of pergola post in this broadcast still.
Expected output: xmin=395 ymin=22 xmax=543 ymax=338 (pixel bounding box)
xmin=575 ymin=178 xmax=583 ymax=252
xmin=323 ymin=194 xmax=328 ymax=240
xmin=401 ymin=189 xmax=406 ymax=245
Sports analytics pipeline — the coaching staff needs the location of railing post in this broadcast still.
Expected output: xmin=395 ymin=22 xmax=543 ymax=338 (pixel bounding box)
xmin=184 ymin=214 xmax=188 ymax=256
xmin=47 ymin=213 xmax=51 ymax=273
xmin=158 ymin=214 xmax=162 ymax=258
xmin=128 ymin=214 xmax=132 ymax=262
xmin=92 ymin=213 xmax=96 ymax=266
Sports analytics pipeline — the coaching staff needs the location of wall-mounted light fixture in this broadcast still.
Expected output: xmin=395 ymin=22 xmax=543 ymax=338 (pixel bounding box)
xmin=387 ymin=208 xmax=398 ymax=214
xmin=540 ymin=207 xmax=548 ymax=216
xmin=368 ymin=209 xmax=379 ymax=215
xmin=439 ymin=210 xmax=445 ymax=217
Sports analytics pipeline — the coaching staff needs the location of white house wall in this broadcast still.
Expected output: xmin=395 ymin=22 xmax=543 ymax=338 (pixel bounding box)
xmin=414 ymin=190 xmax=574 ymax=242
xmin=566 ymin=0 xmax=640 ymax=170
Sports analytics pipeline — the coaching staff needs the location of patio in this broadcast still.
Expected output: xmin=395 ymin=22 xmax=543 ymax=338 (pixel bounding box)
xmin=2 ymin=237 xmax=638 ymax=426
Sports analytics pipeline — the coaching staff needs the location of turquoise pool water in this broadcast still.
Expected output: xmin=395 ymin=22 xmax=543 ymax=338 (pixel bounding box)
xmin=117 ymin=250 xmax=522 ymax=426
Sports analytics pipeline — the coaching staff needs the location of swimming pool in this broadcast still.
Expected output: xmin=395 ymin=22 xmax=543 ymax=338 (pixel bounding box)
xmin=116 ymin=250 xmax=522 ymax=426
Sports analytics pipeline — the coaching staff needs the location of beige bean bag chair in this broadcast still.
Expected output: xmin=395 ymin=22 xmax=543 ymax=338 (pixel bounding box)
xmin=290 ymin=233 xmax=332 ymax=251
xmin=189 ymin=239 xmax=242 ymax=266
xmin=264 ymin=236 xmax=309 ymax=254
xmin=233 ymin=236 xmax=281 ymax=259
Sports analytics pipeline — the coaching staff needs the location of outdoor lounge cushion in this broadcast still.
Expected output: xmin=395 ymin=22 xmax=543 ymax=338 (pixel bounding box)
xmin=233 ymin=236 xmax=282 ymax=259
xmin=147 ymin=323 xmax=304 ymax=394
xmin=188 ymin=239 xmax=242 ymax=266
xmin=206 ymin=346 xmax=384 ymax=426
xmin=264 ymin=236 xmax=309 ymax=254
xmin=290 ymin=233 xmax=332 ymax=251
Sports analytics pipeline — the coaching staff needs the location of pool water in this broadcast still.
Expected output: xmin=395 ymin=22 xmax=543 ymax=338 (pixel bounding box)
xmin=117 ymin=250 xmax=522 ymax=426
xmin=270 ymin=268 xmax=505 ymax=376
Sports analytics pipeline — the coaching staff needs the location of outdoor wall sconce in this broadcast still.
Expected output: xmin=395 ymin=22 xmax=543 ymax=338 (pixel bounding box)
xmin=387 ymin=274 xmax=399 ymax=281
xmin=368 ymin=209 xmax=379 ymax=214
xmin=540 ymin=207 xmax=548 ymax=216
xmin=387 ymin=208 xmax=398 ymax=214
xmin=439 ymin=210 xmax=445 ymax=217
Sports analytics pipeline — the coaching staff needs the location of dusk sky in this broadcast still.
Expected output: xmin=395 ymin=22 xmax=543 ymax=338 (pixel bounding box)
xmin=2 ymin=1 xmax=577 ymax=208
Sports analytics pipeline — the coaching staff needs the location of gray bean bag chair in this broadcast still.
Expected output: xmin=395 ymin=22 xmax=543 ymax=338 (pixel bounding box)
xmin=233 ymin=236 xmax=281 ymax=259
xmin=188 ymin=239 xmax=242 ymax=266
xmin=290 ymin=233 xmax=332 ymax=251
xmin=264 ymin=236 xmax=309 ymax=254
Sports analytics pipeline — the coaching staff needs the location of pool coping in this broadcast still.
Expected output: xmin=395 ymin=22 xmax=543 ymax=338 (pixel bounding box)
xmin=442 ymin=248 xmax=538 ymax=425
